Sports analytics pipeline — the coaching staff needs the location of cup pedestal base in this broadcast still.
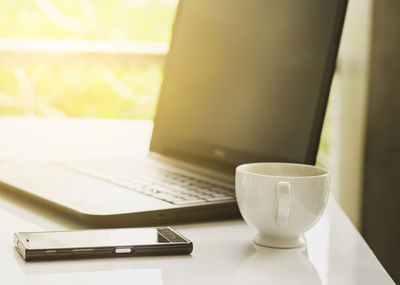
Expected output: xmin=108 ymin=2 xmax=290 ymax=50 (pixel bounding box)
xmin=254 ymin=234 xmax=306 ymax=248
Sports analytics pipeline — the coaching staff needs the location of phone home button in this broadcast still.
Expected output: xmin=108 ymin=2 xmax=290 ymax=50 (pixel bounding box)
xmin=115 ymin=248 xmax=132 ymax=254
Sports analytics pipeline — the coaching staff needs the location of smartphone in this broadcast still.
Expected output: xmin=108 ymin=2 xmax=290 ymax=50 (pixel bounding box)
xmin=14 ymin=227 xmax=192 ymax=261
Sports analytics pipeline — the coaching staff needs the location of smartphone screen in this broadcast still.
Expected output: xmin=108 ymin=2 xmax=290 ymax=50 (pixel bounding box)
xmin=15 ymin=227 xmax=192 ymax=261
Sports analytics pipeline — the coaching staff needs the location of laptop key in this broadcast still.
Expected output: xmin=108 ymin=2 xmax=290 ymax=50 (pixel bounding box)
xmin=172 ymin=199 xmax=206 ymax=205
xmin=152 ymin=193 xmax=180 ymax=202
xmin=206 ymin=196 xmax=235 ymax=202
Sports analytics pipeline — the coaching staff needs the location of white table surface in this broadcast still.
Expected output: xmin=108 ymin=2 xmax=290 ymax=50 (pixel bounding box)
xmin=0 ymin=117 xmax=394 ymax=284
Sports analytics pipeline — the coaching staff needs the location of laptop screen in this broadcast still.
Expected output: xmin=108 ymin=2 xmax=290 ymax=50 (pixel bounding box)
xmin=151 ymin=0 xmax=347 ymax=174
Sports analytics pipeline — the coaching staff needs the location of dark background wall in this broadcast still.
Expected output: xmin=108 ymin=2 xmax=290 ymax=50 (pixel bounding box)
xmin=363 ymin=0 xmax=400 ymax=282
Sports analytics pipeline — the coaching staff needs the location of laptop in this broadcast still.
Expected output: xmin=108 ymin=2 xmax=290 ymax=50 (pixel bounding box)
xmin=0 ymin=0 xmax=347 ymax=226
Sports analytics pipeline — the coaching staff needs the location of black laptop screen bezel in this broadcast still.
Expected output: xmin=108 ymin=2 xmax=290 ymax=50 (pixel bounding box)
xmin=149 ymin=0 xmax=348 ymax=175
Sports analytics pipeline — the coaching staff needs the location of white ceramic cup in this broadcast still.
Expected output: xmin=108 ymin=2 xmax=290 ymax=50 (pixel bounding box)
xmin=235 ymin=162 xmax=330 ymax=248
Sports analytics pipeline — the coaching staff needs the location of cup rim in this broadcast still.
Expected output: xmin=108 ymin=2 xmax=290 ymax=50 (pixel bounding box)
xmin=236 ymin=162 xmax=329 ymax=179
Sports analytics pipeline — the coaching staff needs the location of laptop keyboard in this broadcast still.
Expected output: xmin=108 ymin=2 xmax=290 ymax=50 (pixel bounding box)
xmin=60 ymin=160 xmax=236 ymax=205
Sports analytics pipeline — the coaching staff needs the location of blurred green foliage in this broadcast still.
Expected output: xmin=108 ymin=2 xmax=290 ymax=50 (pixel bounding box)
xmin=0 ymin=0 xmax=177 ymax=119
xmin=0 ymin=0 xmax=177 ymax=41
xmin=0 ymin=64 xmax=163 ymax=118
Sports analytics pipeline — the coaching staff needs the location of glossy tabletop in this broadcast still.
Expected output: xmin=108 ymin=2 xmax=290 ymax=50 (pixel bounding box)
xmin=0 ymin=117 xmax=394 ymax=284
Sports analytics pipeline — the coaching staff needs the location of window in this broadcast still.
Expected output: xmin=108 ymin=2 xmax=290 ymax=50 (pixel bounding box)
xmin=0 ymin=0 xmax=178 ymax=118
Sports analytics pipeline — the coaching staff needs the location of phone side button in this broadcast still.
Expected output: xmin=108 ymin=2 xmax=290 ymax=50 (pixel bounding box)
xmin=115 ymin=248 xmax=132 ymax=254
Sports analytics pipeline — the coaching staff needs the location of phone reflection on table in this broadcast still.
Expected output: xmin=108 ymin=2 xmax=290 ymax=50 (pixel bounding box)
xmin=12 ymin=249 xmax=163 ymax=285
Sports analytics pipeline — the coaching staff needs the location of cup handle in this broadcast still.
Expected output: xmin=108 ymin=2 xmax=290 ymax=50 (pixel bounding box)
xmin=276 ymin=181 xmax=290 ymax=225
